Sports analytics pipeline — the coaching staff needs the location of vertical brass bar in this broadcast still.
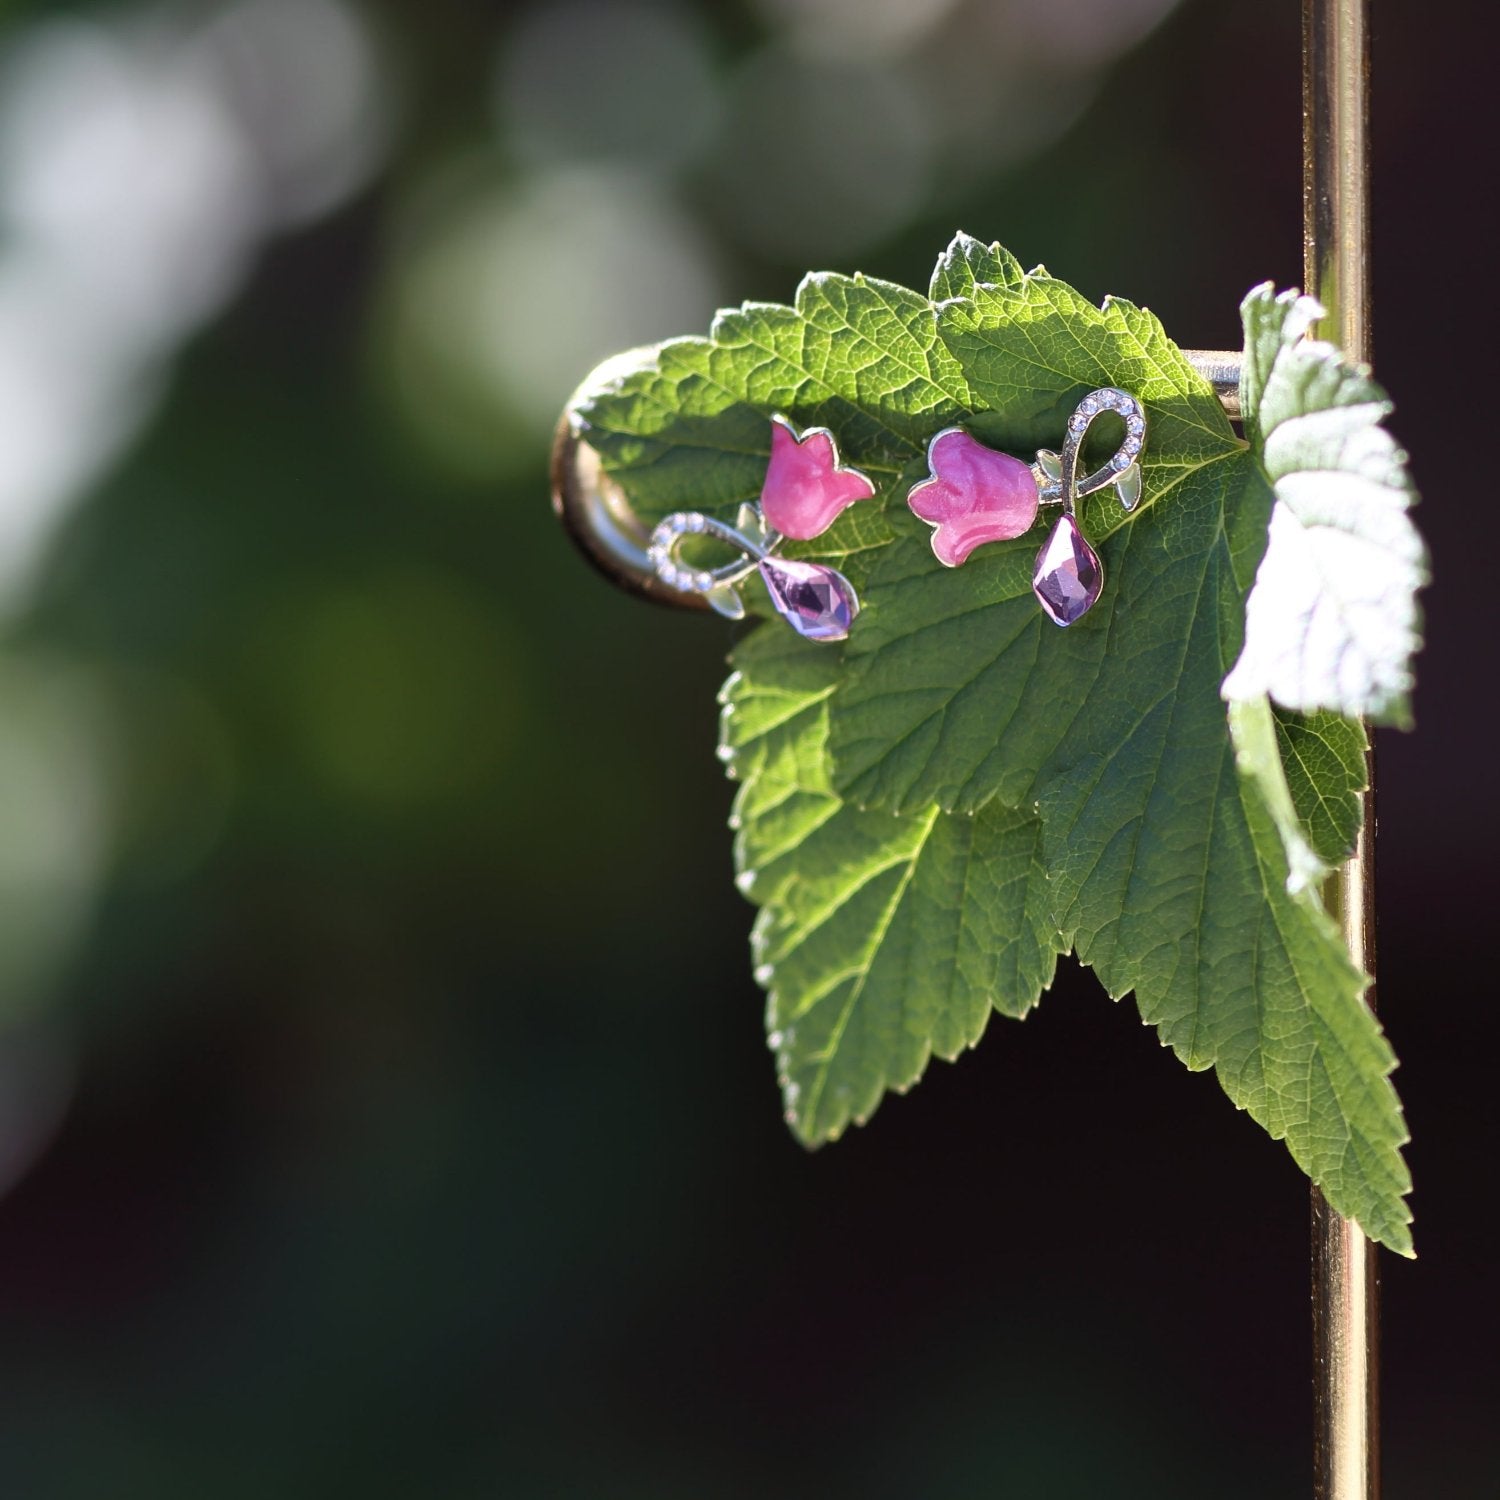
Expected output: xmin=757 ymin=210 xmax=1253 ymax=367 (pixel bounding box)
xmin=1304 ymin=3 xmax=1380 ymax=1500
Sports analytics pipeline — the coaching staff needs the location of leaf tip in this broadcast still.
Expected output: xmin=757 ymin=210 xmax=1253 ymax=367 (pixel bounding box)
xmin=1376 ymin=1216 xmax=1416 ymax=1259
xmin=1239 ymin=279 xmax=1278 ymax=313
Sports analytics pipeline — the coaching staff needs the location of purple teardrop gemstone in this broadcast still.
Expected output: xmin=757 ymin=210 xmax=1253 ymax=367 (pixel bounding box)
xmin=758 ymin=557 xmax=859 ymax=641
xmin=1032 ymin=514 xmax=1103 ymax=626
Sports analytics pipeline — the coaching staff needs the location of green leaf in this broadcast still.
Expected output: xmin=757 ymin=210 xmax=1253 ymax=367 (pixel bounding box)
xmin=935 ymin=266 xmax=1241 ymax=460
xmin=832 ymin=533 xmax=1103 ymax=814
xmin=574 ymin=269 xmax=974 ymax=544
xmin=1221 ymin=284 xmax=1427 ymax=725
xmin=578 ymin=236 xmax=1416 ymax=1251
xmin=1019 ymin=454 xmax=1409 ymax=1253
xmin=1228 ymin=696 xmax=1369 ymax=894
xmin=1045 ymin=690 xmax=1411 ymax=1252
xmin=1228 ymin=695 xmax=1334 ymax=895
xmin=1273 ymin=705 xmax=1367 ymax=867
xmin=927 ymin=231 xmax=1024 ymax=302
xmin=722 ymin=626 xmax=1062 ymax=1146
xmin=1227 ymin=696 xmax=1365 ymax=911
xmin=830 ymin=269 xmax=1241 ymax=815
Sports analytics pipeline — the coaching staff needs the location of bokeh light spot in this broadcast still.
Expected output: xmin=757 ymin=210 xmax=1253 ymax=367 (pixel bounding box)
xmin=284 ymin=570 xmax=522 ymax=806
xmin=102 ymin=667 xmax=239 ymax=890
xmin=495 ymin=0 xmax=720 ymax=173
xmin=709 ymin=49 xmax=935 ymax=260
xmin=376 ymin=163 xmax=723 ymax=466
xmin=750 ymin=0 xmax=962 ymax=62
xmin=0 ymin=658 xmax=108 ymax=1024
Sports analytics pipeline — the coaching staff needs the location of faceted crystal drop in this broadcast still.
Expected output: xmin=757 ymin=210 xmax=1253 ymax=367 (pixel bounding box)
xmin=758 ymin=557 xmax=859 ymax=641
xmin=1032 ymin=513 xmax=1103 ymax=626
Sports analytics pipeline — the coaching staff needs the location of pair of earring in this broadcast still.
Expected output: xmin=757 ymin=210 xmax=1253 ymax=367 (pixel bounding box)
xmin=647 ymin=388 xmax=1146 ymax=642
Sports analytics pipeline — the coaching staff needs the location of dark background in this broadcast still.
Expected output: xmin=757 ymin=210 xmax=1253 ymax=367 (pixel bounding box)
xmin=0 ymin=1 xmax=1491 ymax=1495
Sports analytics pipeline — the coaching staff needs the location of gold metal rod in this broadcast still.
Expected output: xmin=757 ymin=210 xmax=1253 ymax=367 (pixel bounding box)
xmin=1304 ymin=3 xmax=1380 ymax=1499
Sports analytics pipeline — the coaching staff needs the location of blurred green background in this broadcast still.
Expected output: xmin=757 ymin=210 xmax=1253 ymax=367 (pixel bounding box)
xmin=0 ymin=1 xmax=1491 ymax=1495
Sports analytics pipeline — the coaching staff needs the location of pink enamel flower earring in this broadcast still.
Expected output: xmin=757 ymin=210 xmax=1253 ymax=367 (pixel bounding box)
xmin=907 ymin=388 xmax=1146 ymax=625
xmin=646 ymin=415 xmax=876 ymax=642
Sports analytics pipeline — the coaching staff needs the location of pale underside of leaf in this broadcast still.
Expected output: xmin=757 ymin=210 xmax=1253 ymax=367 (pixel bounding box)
xmin=1223 ymin=284 xmax=1427 ymax=725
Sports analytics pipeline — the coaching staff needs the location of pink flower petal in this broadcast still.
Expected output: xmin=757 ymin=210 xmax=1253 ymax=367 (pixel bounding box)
xmin=759 ymin=417 xmax=877 ymax=540
xmin=906 ymin=429 xmax=1039 ymax=567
